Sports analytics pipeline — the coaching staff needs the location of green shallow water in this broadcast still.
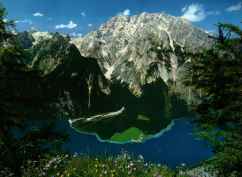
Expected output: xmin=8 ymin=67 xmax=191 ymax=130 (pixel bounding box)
xmin=70 ymin=118 xmax=175 ymax=144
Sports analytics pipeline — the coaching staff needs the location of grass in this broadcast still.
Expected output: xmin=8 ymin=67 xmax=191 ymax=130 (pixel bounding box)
xmin=110 ymin=127 xmax=148 ymax=142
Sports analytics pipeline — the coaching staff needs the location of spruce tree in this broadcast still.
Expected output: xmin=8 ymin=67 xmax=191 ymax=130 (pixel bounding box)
xmin=0 ymin=5 xmax=66 ymax=176
xmin=186 ymin=23 xmax=242 ymax=176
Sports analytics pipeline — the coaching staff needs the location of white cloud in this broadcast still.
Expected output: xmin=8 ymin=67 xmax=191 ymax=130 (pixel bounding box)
xmin=16 ymin=19 xmax=33 ymax=25
xmin=181 ymin=4 xmax=206 ymax=22
xmin=182 ymin=7 xmax=187 ymax=12
xmin=226 ymin=2 xmax=242 ymax=12
xmin=81 ymin=12 xmax=86 ymax=17
xmin=205 ymin=29 xmax=216 ymax=35
xmin=123 ymin=9 xmax=131 ymax=16
xmin=122 ymin=9 xmax=131 ymax=16
xmin=30 ymin=26 xmax=38 ymax=31
xmin=88 ymin=23 xmax=93 ymax=27
xmin=33 ymin=12 xmax=44 ymax=17
xmin=55 ymin=21 xmax=78 ymax=29
xmin=181 ymin=4 xmax=220 ymax=22
xmin=70 ymin=32 xmax=83 ymax=37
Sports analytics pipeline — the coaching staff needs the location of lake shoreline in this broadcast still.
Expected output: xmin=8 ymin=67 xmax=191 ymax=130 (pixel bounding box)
xmin=69 ymin=117 xmax=187 ymax=144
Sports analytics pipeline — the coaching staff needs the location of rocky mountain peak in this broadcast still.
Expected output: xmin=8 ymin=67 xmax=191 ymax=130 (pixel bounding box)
xmin=72 ymin=12 xmax=214 ymax=96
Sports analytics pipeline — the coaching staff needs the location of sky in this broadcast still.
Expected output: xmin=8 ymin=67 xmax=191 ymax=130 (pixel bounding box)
xmin=0 ymin=0 xmax=241 ymax=36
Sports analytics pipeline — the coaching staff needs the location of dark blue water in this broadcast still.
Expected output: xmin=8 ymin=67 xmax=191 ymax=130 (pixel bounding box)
xmin=60 ymin=118 xmax=213 ymax=168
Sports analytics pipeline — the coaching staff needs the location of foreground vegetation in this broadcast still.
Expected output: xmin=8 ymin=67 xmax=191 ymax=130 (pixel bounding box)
xmin=185 ymin=23 xmax=242 ymax=176
xmin=1 ymin=151 xmax=215 ymax=177
xmin=0 ymin=3 xmax=242 ymax=177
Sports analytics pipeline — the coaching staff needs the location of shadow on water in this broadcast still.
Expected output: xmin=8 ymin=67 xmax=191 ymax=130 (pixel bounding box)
xmin=71 ymin=79 xmax=191 ymax=140
xmin=61 ymin=118 xmax=213 ymax=168
xmin=13 ymin=117 xmax=213 ymax=168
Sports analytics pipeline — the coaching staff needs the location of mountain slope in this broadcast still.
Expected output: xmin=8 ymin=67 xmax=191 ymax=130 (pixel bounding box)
xmin=72 ymin=12 xmax=214 ymax=96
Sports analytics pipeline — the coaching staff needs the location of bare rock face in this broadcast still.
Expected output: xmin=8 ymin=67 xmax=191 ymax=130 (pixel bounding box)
xmin=72 ymin=12 xmax=214 ymax=96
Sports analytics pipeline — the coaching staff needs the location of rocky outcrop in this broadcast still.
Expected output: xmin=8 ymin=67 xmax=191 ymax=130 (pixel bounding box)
xmin=17 ymin=31 xmax=53 ymax=49
xmin=72 ymin=12 xmax=214 ymax=96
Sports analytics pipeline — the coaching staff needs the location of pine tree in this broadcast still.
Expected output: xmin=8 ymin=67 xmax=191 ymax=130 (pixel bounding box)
xmin=186 ymin=23 xmax=242 ymax=176
xmin=0 ymin=5 xmax=67 ymax=176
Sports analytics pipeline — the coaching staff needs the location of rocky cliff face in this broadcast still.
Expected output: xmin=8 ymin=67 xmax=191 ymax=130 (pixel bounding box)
xmin=72 ymin=13 xmax=214 ymax=96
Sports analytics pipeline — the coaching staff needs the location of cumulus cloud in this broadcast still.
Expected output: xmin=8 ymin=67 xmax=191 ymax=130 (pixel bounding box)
xmin=123 ymin=9 xmax=131 ymax=16
xmin=181 ymin=4 xmax=220 ymax=22
xmin=55 ymin=21 xmax=78 ymax=29
xmin=33 ymin=12 xmax=44 ymax=17
xmin=30 ymin=26 xmax=38 ymax=31
xmin=205 ymin=29 xmax=216 ymax=35
xmin=16 ymin=19 xmax=33 ymax=25
xmin=88 ymin=23 xmax=93 ymax=27
xmin=226 ymin=2 xmax=242 ymax=12
xmin=81 ymin=12 xmax=86 ymax=17
xmin=70 ymin=32 xmax=83 ymax=37
xmin=120 ymin=9 xmax=131 ymax=16
xmin=181 ymin=4 xmax=206 ymax=22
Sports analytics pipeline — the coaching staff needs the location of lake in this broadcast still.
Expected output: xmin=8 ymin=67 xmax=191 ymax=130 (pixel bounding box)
xmin=60 ymin=117 xmax=213 ymax=168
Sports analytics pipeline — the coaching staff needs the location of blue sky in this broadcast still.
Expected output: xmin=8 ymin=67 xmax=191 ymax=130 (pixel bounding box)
xmin=1 ymin=0 xmax=241 ymax=36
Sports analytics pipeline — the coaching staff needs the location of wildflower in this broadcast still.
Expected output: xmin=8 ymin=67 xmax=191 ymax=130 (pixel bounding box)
xmin=73 ymin=152 xmax=78 ymax=157
xmin=138 ymin=154 xmax=144 ymax=160
xmin=181 ymin=163 xmax=186 ymax=167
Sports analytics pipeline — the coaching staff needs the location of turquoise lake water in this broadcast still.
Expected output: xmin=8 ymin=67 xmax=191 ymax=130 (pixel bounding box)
xmin=61 ymin=118 xmax=213 ymax=168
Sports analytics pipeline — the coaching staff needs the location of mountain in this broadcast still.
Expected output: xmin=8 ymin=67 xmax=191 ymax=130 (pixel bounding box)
xmin=5 ymin=12 xmax=215 ymax=139
xmin=72 ymin=12 xmax=214 ymax=96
